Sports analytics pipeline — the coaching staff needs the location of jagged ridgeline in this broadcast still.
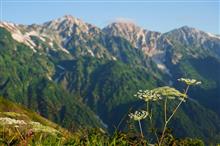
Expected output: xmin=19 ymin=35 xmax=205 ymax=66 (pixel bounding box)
xmin=0 ymin=15 xmax=220 ymax=144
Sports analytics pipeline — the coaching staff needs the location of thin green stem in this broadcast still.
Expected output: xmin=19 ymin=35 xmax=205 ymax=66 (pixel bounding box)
xmin=117 ymin=107 xmax=133 ymax=129
xmin=15 ymin=127 xmax=24 ymax=141
xmin=159 ymin=122 xmax=167 ymax=146
xmin=146 ymin=101 xmax=160 ymax=144
xmin=138 ymin=120 xmax=144 ymax=138
xmin=149 ymin=115 xmax=160 ymax=144
xmin=164 ymin=97 xmax=167 ymax=123
xmin=8 ymin=135 xmax=16 ymax=145
xmin=147 ymin=101 xmax=159 ymax=144
xmin=159 ymin=85 xmax=190 ymax=146
xmin=185 ymin=85 xmax=190 ymax=95
xmin=147 ymin=101 xmax=149 ymax=113
xmin=167 ymin=85 xmax=189 ymax=123
xmin=159 ymin=97 xmax=168 ymax=146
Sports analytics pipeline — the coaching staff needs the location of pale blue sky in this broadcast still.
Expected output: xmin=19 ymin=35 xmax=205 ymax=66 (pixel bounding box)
xmin=1 ymin=0 xmax=219 ymax=34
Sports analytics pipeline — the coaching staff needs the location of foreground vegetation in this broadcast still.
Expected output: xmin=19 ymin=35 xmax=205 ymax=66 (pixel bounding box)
xmin=2 ymin=78 xmax=219 ymax=145
xmin=0 ymin=127 xmax=205 ymax=146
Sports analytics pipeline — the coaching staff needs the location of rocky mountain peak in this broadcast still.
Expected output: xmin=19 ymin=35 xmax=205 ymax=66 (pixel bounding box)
xmin=166 ymin=26 xmax=220 ymax=43
xmin=103 ymin=21 xmax=161 ymax=55
xmin=43 ymin=15 xmax=89 ymax=32
xmin=105 ymin=21 xmax=143 ymax=34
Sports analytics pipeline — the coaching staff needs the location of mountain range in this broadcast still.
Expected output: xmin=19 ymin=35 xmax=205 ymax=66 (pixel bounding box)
xmin=0 ymin=15 xmax=220 ymax=144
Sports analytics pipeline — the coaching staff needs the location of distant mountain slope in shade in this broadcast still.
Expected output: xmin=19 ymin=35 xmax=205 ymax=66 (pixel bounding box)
xmin=0 ymin=15 xmax=220 ymax=144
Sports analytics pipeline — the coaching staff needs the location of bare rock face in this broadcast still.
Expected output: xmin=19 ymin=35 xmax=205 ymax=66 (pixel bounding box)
xmin=103 ymin=22 xmax=161 ymax=56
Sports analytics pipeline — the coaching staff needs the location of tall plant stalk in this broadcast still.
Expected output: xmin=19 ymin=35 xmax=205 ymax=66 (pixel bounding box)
xmin=158 ymin=85 xmax=189 ymax=146
xmin=138 ymin=120 xmax=144 ymax=138
xmin=149 ymin=114 xmax=160 ymax=144
xmin=146 ymin=101 xmax=159 ymax=144
xmin=128 ymin=110 xmax=148 ymax=139
xmin=133 ymin=78 xmax=201 ymax=145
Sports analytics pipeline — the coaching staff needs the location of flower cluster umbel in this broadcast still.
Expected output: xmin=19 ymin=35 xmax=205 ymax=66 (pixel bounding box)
xmin=129 ymin=78 xmax=202 ymax=145
xmin=135 ymin=86 xmax=187 ymax=102
xmin=178 ymin=78 xmax=201 ymax=86
xmin=128 ymin=110 xmax=149 ymax=121
xmin=135 ymin=90 xmax=162 ymax=102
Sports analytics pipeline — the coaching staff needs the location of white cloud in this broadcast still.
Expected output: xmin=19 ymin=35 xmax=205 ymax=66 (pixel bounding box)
xmin=109 ymin=17 xmax=137 ymax=24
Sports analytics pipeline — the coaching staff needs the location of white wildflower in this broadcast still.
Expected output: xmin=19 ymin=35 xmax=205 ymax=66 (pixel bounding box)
xmin=135 ymin=86 xmax=186 ymax=102
xmin=136 ymin=90 xmax=162 ymax=102
xmin=0 ymin=117 xmax=27 ymax=125
xmin=178 ymin=78 xmax=202 ymax=86
xmin=128 ymin=110 xmax=149 ymax=121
